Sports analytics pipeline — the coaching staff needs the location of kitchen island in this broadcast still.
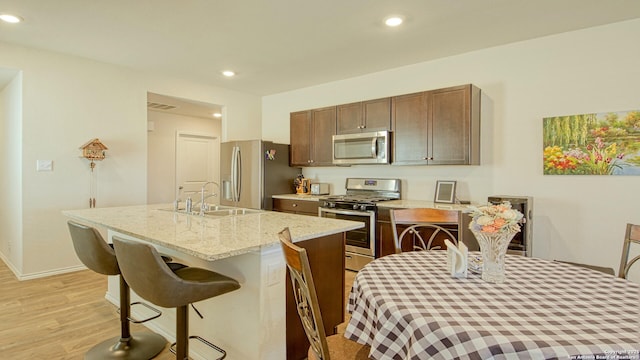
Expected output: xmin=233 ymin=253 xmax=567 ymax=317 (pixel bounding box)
xmin=64 ymin=204 xmax=362 ymax=360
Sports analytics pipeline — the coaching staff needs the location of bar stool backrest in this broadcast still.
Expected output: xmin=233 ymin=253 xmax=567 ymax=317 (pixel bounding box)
xmin=619 ymin=223 xmax=640 ymax=279
xmin=112 ymin=236 xmax=240 ymax=309
xmin=112 ymin=237 xmax=191 ymax=309
xmin=278 ymin=227 xmax=331 ymax=360
xmin=67 ymin=220 xmax=119 ymax=276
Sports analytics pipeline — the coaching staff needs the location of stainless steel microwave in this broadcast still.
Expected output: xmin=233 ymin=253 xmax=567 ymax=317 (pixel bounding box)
xmin=332 ymin=130 xmax=390 ymax=165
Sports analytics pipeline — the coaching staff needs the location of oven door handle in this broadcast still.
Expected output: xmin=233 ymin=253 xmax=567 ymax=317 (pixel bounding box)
xmin=319 ymin=207 xmax=373 ymax=217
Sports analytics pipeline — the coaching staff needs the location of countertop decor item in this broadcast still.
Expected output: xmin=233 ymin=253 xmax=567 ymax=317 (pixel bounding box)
xmin=293 ymin=174 xmax=310 ymax=194
xmin=465 ymin=201 xmax=524 ymax=283
xmin=434 ymin=180 xmax=456 ymax=203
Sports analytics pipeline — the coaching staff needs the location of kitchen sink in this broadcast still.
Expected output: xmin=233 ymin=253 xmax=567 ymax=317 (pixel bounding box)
xmin=159 ymin=205 xmax=262 ymax=217
xmin=202 ymin=208 xmax=262 ymax=216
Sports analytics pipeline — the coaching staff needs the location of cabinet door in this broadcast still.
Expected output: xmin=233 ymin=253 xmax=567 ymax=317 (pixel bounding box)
xmin=392 ymin=92 xmax=429 ymax=164
xmin=336 ymin=102 xmax=363 ymax=134
xmin=363 ymin=97 xmax=391 ymax=132
xmin=311 ymin=107 xmax=336 ymax=166
xmin=290 ymin=111 xmax=311 ymax=166
xmin=430 ymin=85 xmax=472 ymax=165
xmin=337 ymin=98 xmax=391 ymax=134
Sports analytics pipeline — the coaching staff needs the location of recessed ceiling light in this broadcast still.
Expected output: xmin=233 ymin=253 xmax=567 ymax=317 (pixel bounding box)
xmin=0 ymin=14 xmax=23 ymax=24
xmin=222 ymin=70 xmax=235 ymax=77
xmin=212 ymin=112 xmax=222 ymax=118
xmin=384 ymin=16 xmax=403 ymax=27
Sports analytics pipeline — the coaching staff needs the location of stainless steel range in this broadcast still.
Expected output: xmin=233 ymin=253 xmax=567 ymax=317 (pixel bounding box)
xmin=319 ymin=178 xmax=401 ymax=271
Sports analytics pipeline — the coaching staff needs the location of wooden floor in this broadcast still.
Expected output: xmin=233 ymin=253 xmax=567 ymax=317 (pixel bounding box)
xmin=0 ymin=260 xmax=356 ymax=360
xmin=0 ymin=260 xmax=177 ymax=359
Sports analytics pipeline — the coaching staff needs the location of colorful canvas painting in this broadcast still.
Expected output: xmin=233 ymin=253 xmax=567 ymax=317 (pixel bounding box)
xmin=543 ymin=110 xmax=640 ymax=175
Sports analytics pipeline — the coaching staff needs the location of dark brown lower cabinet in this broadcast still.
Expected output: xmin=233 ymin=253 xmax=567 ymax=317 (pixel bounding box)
xmin=286 ymin=232 xmax=345 ymax=360
xmin=273 ymin=198 xmax=320 ymax=216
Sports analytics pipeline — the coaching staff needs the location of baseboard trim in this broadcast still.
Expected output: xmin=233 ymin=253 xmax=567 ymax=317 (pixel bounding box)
xmin=0 ymin=252 xmax=21 ymax=279
xmin=18 ymin=264 xmax=87 ymax=281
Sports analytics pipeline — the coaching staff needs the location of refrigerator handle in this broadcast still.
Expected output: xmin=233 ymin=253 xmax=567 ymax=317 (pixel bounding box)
xmin=235 ymin=146 xmax=242 ymax=202
xmin=231 ymin=146 xmax=237 ymax=202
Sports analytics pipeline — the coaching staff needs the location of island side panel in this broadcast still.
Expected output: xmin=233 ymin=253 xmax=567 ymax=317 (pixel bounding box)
xmin=286 ymin=232 xmax=346 ymax=360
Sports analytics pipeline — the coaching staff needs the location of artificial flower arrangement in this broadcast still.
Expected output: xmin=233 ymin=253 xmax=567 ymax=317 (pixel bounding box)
xmin=465 ymin=201 xmax=525 ymax=234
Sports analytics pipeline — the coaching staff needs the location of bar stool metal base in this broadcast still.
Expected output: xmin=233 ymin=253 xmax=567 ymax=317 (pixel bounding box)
xmin=85 ymin=332 xmax=166 ymax=360
xmin=169 ymin=335 xmax=226 ymax=360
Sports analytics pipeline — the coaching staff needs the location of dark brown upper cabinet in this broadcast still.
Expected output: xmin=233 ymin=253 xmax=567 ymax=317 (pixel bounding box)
xmin=392 ymin=84 xmax=480 ymax=165
xmin=290 ymin=106 xmax=336 ymax=166
xmin=336 ymin=97 xmax=391 ymax=134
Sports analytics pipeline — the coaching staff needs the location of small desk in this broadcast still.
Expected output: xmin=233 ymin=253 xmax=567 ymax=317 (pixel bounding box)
xmin=345 ymin=251 xmax=639 ymax=360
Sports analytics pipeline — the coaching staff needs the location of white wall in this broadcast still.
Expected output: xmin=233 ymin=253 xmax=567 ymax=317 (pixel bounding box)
xmin=262 ymin=19 xmax=640 ymax=271
xmin=147 ymin=110 xmax=222 ymax=204
xmin=0 ymin=42 xmax=261 ymax=278
xmin=0 ymin=71 xmax=23 ymax=273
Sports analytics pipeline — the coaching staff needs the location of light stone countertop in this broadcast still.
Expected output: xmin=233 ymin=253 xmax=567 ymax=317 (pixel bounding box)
xmin=271 ymin=193 xmax=324 ymax=201
xmin=63 ymin=204 xmax=362 ymax=262
xmin=378 ymin=200 xmax=474 ymax=210
xmin=271 ymin=195 xmax=477 ymax=210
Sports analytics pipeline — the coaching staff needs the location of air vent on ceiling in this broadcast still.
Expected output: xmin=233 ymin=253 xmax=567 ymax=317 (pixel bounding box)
xmin=147 ymin=101 xmax=177 ymax=111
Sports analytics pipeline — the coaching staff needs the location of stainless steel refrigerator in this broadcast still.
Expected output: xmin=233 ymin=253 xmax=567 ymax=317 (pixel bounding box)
xmin=220 ymin=140 xmax=301 ymax=210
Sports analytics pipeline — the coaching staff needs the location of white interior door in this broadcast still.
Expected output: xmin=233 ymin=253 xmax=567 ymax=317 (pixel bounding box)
xmin=176 ymin=132 xmax=220 ymax=203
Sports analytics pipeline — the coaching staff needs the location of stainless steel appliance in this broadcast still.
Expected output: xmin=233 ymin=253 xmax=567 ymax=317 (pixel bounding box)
xmin=488 ymin=196 xmax=533 ymax=257
xmin=220 ymin=140 xmax=301 ymax=210
xmin=310 ymin=183 xmax=330 ymax=195
xmin=332 ymin=130 xmax=390 ymax=165
xmin=319 ymin=178 xmax=401 ymax=271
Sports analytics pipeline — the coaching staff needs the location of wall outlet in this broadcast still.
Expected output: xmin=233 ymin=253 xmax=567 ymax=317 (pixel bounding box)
xmin=266 ymin=263 xmax=284 ymax=287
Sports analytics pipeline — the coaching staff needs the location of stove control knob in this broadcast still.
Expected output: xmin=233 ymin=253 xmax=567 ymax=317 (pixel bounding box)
xmin=360 ymin=204 xmax=368 ymax=211
xmin=352 ymin=204 xmax=359 ymax=210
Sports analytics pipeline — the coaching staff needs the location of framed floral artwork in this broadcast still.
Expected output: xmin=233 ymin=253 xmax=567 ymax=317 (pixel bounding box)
xmin=543 ymin=110 xmax=640 ymax=175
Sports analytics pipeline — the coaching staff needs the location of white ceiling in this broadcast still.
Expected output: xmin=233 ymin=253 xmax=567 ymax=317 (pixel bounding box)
xmin=1 ymin=0 xmax=640 ymax=96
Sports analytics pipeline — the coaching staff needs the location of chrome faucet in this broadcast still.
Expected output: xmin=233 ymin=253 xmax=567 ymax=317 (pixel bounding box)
xmin=198 ymin=181 xmax=219 ymax=215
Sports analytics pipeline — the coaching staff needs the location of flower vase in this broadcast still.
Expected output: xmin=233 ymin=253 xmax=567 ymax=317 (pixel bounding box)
xmin=472 ymin=231 xmax=516 ymax=283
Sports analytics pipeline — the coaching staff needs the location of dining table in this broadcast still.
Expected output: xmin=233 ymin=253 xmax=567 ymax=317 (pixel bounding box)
xmin=344 ymin=251 xmax=639 ymax=360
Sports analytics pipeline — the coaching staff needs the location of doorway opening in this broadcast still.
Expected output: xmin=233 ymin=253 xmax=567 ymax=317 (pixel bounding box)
xmin=146 ymin=92 xmax=223 ymax=204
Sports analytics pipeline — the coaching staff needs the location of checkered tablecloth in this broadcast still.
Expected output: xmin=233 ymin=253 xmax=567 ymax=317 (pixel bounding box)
xmin=345 ymin=251 xmax=640 ymax=360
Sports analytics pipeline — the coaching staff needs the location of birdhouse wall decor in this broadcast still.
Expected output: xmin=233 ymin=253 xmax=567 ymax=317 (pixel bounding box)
xmin=79 ymin=138 xmax=108 ymax=208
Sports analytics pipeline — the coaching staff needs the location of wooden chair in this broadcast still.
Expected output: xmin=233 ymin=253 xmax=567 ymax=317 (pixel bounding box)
xmin=390 ymin=208 xmax=460 ymax=253
xmin=278 ymin=228 xmax=370 ymax=360
xmin=619 ymin=223 xmax=640 ymax=279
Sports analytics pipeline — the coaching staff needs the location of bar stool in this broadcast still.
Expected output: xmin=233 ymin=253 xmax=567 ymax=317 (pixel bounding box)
xmin=112 ymin=236 xmax=241 ymax=360
xmin=67 ymin=221 xmax=167 ymax=359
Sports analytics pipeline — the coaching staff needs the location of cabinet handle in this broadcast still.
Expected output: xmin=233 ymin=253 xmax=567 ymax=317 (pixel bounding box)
xmin=423 ymin=157 xmax=433 ymax=160
xmin=292 ymin=203 xmax=297 ymax=207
